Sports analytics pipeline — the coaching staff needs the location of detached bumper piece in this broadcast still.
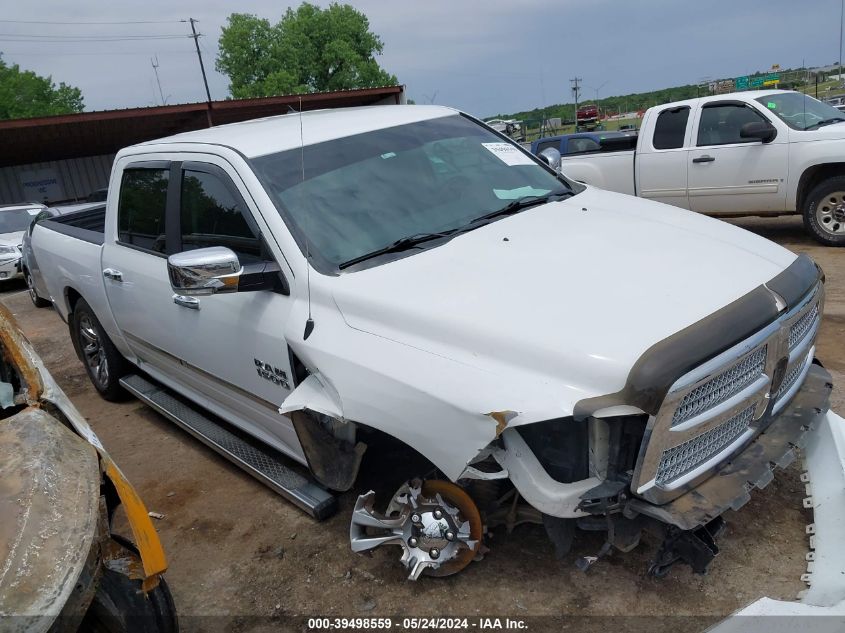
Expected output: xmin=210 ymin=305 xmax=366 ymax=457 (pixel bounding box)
xmin=628 ymin=363 xmax=832 ymax=532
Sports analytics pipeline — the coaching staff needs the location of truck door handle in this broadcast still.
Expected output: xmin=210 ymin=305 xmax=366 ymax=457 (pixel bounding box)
xmin=103 ymin=268 xmax=123 ymax=282
xmin=692 ymin=155 xmax=715 ymax=163
xmin=173 ymin=294 xmax=200 ymax=310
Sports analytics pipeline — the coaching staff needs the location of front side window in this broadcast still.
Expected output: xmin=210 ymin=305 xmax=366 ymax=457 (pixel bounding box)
xmin=252 ymin=115 xmax=572 ymax=270
xmin=180 ymin=169 xmax=261 ymax=261
xmin=117 ymin=168 xmax=169 ymax=254
xmin=652 ymin=107 xmax=690 ymax=150
xmin=755 ymin=92 xmax=845 ymax=130
xmin=697 ymin=104 xmax=767 ymax=146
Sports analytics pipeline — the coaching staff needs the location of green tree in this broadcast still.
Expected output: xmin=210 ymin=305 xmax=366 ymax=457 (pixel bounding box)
xmin=0 ymin=55 xmax=83 ymax=120
xmin=216 ymin=3 xmax=397 ymax=99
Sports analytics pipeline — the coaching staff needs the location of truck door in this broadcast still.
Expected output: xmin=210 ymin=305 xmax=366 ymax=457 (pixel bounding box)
xmin=687 ymin=101 xmax=788 ymax=214
xmin=636 ymin=105 xmax=692 ymax=209
xmin=101 ymin=157 xmax=302 ymax=461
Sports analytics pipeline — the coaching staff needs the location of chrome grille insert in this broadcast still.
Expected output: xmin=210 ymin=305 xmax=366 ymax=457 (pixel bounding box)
xmin=789 ymin=303 xmax=819 ymax=351
xmin=656 ymin=405 xmax=755 ymax=486
xmin=671 ymin=346 xmax=767 ymax=426
xmin=775 ymin=354 xmax=811 ymax=403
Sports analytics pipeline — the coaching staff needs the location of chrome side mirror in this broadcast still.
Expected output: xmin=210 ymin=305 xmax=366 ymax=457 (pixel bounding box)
xmin=538 ymin=147 xmax=562 ymax=172
xmin=167 ymin=246 xmax=242 ymax=296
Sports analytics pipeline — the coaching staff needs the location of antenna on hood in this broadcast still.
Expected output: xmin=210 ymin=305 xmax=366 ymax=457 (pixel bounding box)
xmin=300 ymin=96 xmax=315 ymax=340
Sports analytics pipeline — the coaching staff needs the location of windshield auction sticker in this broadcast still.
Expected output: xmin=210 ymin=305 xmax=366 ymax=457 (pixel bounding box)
xmin=481 ymin=142 xmax=535 ymax=166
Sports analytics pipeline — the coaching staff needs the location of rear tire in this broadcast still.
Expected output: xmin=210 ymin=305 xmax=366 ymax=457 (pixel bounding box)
xmin=71 ymin=298 xmax=130 ymax=401
xmin=24 ymin=270 xmax=51 ymax=308
xmin=803 ymin=176 xmax=845 ymax=246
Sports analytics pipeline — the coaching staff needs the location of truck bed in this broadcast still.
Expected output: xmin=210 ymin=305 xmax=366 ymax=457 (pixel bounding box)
xmin=560 ymin=149 xmax=636 ymax=194
xmin=30 ymin=207 xmax=110 ymax=326
xmin=40 ymin=206 xmax=106 ymax=246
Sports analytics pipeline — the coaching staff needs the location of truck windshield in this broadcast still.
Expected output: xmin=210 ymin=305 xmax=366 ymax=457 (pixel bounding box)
xmin=756 ymin=92 xmax=845 ymax=130
xmin=251 ymin=114 xmax=572 ymax=270
xmin=0 ymin=208 xmax=38 ymax=235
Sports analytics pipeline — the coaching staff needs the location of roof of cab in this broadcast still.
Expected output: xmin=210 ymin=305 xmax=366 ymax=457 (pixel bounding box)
xmin=132 ymin=104 xmax=458 ymax=159
xmin=655 ymin=89 xmax=795 ymax=112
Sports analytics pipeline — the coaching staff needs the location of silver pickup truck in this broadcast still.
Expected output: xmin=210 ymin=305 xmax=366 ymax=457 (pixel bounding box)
xmin=29 ymin=105 xmax=844 ymax=590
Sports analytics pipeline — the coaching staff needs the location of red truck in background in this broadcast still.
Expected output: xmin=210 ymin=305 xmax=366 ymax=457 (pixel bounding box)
xmin=576 ymin=103 xmax=599 ymax=130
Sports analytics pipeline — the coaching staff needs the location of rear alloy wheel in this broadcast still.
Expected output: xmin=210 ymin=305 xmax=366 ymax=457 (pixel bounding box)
xmin=803 ymin=177 xmax=845 ymax=246
xmin=24 ymin=270 xmax=51 ymax=308
xmin=72 ymin=299 xmax=129 ymax=401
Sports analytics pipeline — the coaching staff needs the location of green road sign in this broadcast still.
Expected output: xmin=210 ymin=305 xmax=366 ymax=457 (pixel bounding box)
xmin=735 ymin=73 xmax=779 ymax=91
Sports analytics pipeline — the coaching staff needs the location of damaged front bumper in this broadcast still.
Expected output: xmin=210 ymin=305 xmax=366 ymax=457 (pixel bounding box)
xmin=710 ymin=408 xmax=845 ymax=631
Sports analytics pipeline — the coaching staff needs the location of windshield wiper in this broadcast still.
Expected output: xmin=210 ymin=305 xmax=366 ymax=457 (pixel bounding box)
xmin=338 ymin=230 xmax=457 ymax=269
xmin=805 ymin=117 xmax=845 ymax=130
xmin=337 ymin=189 xmax=573 ymax=270
xmin=468 ymin=189 xmax=573 ymax=225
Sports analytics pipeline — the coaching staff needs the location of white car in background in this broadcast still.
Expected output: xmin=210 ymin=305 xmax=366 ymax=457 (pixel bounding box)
xmin=0 ymin=203 xmax=45 ymax=282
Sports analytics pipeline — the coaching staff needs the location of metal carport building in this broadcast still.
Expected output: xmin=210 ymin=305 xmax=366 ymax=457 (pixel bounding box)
xmin=0 ymin=85 xmax=405 ymax=205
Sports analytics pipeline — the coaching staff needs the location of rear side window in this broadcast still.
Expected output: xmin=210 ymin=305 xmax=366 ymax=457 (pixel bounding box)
xmin=180 ymin=169 xmax=261 ymax=261
xmin=535 ymin=139 xmax=561 ymax=154
xmin=652 ymin=107 xmax=690 ymax=150
xmin=117 ymin=168 xmax=169 ymax=253
xmin=567 ymin=137 xmax=601 ymax=154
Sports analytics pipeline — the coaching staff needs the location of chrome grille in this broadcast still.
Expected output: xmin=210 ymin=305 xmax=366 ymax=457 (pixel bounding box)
xmin=634 ymin=282 xmax=824 ymax=504
xmin=671 ymin=346 xmax=767 ymax=426
xmin=775 ymin=354 xmax=810 ymax=402
xmin=789 ymin=303 xmax=819 ymax=351
xmin=656 ymin=405 xmax=755 ymax=486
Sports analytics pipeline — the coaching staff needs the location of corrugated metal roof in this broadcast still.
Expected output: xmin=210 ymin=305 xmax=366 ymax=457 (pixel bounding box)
xmin=0 ymin=85 xmax=404 ymax=168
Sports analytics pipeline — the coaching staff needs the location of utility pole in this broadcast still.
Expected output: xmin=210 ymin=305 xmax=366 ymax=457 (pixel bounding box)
xmin=151 ymin=56 xmax=166 ymax=106
xmin=188 ymin=17 xmax=213 ymax=125
xmin=570 ymin=77 xmax=581 ymax=131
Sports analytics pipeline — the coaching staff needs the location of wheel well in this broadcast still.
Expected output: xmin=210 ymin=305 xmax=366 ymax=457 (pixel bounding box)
xmin=64 ymin=287 xmax=82 ymax=315
xmin=797 ymin=163 xmax=845 ymax=211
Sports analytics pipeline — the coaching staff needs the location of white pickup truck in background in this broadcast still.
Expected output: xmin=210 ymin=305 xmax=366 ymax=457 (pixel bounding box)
xmin=558 ymin=90 xmax=845 ymax=246
xmin=27 ymin=105 xmax=841 ymax=586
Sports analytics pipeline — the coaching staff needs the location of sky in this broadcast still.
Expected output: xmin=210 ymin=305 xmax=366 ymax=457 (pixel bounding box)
xmin=1 ymin=0 xmax=843 ymax=119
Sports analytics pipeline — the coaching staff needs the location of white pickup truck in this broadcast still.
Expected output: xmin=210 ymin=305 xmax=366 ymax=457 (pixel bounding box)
xmin=29 ymin=105 xmax=842 ymax=584
xmin=558 ymin=90 xmax=845 ymax=246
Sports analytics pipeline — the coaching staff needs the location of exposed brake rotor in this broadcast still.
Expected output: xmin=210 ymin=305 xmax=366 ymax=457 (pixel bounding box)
xmin=349 ymin=479 xmax=483 ymax=580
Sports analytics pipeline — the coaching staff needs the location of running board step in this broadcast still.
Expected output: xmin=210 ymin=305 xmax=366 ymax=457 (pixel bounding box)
xmin=119 ymin=373 xmax=337 ymax=520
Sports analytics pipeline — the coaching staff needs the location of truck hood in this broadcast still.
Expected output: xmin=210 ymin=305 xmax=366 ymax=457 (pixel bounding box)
xmin=794 ymin=121 xmax=845 ymax=141
xmin=330 ymin=188 xmax=796 ymax=410
xmin=0 ymin=231 xmax=24 ymax=246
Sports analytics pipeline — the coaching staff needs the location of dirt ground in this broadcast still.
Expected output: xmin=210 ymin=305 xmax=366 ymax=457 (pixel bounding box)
xmin=3 ymin=214 xmax=843 ymax=632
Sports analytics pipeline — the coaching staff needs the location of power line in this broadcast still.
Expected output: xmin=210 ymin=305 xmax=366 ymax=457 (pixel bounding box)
xmin=0 ymin=49 xmax=194 ymax=56
xmin=0 ymin=33 xmax=188 ymax=39
xmin=0 ymin=19 xmax=185 ymax=25
xmin=0 ymin=36 xmax=189 ymax=43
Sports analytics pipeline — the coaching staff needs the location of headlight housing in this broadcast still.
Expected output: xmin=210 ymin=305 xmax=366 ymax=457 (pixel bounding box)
xmin=0 ymin=245 xmax=17 ymax=255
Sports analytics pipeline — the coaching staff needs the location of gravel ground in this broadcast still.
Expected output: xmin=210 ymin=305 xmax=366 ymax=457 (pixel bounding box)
xmin=3 ymin=213 xmax=842 ymax=633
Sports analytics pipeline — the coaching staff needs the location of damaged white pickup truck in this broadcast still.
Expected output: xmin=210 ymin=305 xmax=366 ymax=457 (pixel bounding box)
xmin=30 ymin=106 xmax=844 ymax=587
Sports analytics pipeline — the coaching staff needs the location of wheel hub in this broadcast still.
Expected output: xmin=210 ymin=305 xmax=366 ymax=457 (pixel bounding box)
xmin=816 ymin=191 xmax=845 ymax=235
xmin=349 ymin=479 xmax=482 ymax=580
xmin=78 ymin=315 xmax=108 ymax=387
